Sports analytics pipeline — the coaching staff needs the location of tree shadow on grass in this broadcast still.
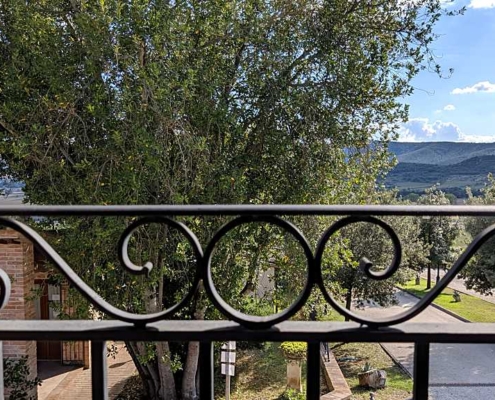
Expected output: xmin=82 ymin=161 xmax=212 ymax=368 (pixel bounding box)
xmin=215 ymin=342 xmax=288 ymax=399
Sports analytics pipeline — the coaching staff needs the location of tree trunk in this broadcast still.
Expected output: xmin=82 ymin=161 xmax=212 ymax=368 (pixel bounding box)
xmin=127 ymin=233 xmax=200 ymax=399
xmin=182 ymin=294 xmax=206 ymax=400
xmin=426 ymin=265 xmax=431 ymax=289
xmin=156 ymin=342 xmax=178 ymax=400
xmin=182 ymin=341 xmax=200 ymax=400
xmin=126 ymin=341 xmax=159 ymax=397
xmin=126 ymin=250 xmax=177 ymax=400
xmin=345 ymin=289 xmax=352 ymax=322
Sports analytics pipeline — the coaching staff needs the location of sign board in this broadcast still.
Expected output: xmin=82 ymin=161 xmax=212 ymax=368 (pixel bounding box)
xmin=221 ymin=341 xmax=236 ymax=350
xmin=221 ymin=363 xmax=235 ymax=376
xmin=221 ymin=341 xmax=236 ymax=376
xmin=221 ymin=351 xmax=236 ymax=363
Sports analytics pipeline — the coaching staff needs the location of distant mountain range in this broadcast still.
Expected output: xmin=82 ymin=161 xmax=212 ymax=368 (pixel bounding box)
xmin=2 ymin=143 xmax=494 ymax=200
xmin=386 ymin=142 xmax=495 ymax=198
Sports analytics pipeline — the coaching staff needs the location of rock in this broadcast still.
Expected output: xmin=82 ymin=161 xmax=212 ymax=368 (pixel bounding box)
xmin=358 ymin=369 xmax=387 ymax=389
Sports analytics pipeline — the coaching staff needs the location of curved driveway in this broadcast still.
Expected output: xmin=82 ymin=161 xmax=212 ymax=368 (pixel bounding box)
xmin=362 ymin=290 xmax=495 ymax=400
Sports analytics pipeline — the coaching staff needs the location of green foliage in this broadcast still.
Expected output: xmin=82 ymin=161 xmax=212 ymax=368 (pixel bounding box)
xmin=321 ymin=191 xmax=427 ymax=309
xmin=277 ymin=389 xmax=305 ymax=400
xmin=333 ymin=342 xmax=413 ymax=398
xmin=280 ymin=342 xmax=307 ymax=360
xmin=417 ymin=187 xmax=460 ymax=277
xmin=361 ymin=362 xmax=374 ymax=373
xmin=445 ymin=193 xmax=457 ymax=205
xmin=404 ymin=193 xmax=420 ymax=203
xmin=4 ymin=357 xmax=41 ymax=400
xmin=461 ymin=174 xmax=495 ymax=294
xmin=0 ymin=1 xmax=460 ymax=398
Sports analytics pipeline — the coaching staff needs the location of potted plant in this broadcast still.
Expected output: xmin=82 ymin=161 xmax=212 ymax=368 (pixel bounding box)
xmin=358 ymin=362 xmax=376 ymax=387
xmin=280 ymin=342 xmax=307 ymax=392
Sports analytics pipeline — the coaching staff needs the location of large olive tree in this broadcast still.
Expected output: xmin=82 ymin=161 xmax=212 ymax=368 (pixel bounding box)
xmin=0 ymin=0 xmax=460 ymax=398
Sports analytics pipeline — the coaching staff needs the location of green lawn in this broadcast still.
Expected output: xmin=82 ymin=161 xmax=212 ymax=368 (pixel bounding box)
xmin=401 ymin=278 xmax=495 ymax=323
xmin=332 ymin=342 xmax=413 ymax=400
xmin=215 ymin=342 xmax=308 ymax=400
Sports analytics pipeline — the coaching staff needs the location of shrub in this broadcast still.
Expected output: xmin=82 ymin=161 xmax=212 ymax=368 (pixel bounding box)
xmin=4 ymin=356 xmax=41 ymax=400
xmin=278 ymin=388 xmax=305 ymax=400
xmin=280 ymin=342 xmax=307 ymax=360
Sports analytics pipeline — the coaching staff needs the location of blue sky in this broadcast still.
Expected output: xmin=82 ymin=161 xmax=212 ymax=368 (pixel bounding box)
xmin=399 ymin=0 xmax=495 ymax=142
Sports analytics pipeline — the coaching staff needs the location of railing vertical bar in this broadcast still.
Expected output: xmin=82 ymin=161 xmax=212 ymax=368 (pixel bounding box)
xmin=306 ymin=342 xmax=320 ymax=400
xmin=0 ymin=341 xmax=4 ymax=400
xmin=413 ymin=342 xmax=430 ymax=400
xmin=91 ymin=340 xmax=108 ymax=400
xmin=199 ymin=341 xmax=213 ymax=400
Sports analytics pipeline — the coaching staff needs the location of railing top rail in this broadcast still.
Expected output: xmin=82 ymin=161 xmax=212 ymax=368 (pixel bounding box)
xmin=0 ymin=204 xmax=495 ymax=216
xmin=0 ymin=320 xmax=491 ymax=343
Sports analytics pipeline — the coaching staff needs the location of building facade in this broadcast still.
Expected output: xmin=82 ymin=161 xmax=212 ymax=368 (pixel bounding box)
xmin=0 ymin=228 xmax=89 ymax=399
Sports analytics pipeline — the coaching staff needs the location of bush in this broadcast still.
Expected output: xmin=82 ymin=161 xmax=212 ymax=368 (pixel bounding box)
xmin=278 ymin=388 xmax=305 ymax=400
xmin=4 ymin=356 xmax=41 ymax=400
xmin=280 ymin=342 xmax=307 ymax=360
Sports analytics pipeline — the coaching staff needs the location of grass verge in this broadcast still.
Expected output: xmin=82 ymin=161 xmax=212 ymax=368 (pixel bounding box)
xmin=215 ymin=342 xmax=309 ymax=400
xmin=401 ymin=278 xmax=495 ymax=323
xmin=332 ymin=342 xmax=413 ymax=400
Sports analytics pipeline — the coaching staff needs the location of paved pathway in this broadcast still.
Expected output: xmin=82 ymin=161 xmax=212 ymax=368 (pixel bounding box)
xmin=39 ymin=342 xmax=136 ymax=400
xmin=362 ymin=291 xmax=495 ymax=400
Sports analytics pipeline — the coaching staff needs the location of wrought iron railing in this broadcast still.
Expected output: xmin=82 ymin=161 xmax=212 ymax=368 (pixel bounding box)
xmin=1 ymin=204 xmax=495 ymax=399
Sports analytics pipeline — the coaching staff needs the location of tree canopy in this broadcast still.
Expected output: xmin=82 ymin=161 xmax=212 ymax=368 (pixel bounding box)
xmin=0 ymin=0 xmax=459 ymax=206
xmin=462 ymin=176 xmax=495 ymax=294
xmin=417 ymin=187 xmax=460 ymax=288
xmin=0 ymin=1 xmax=460 ymax=398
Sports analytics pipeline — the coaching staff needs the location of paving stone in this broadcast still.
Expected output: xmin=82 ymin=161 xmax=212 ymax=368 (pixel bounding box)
xmin=39 ymin=342 xmax=136 ymax=400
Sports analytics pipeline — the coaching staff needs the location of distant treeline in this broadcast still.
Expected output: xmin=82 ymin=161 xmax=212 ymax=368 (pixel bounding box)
xmin=398 ymin=187 xmax=482 ymax=200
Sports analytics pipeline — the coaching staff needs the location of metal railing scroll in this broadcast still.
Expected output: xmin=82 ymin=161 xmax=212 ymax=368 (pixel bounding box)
xmin=0 ymin=204 xmax=494 ymax=400
xmin=0 ymin=205 xmax=494 ymax=328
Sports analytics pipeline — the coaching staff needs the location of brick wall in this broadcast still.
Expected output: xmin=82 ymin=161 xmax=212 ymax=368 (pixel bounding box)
xmin=0 ymin=228 xmax=38 ymax=399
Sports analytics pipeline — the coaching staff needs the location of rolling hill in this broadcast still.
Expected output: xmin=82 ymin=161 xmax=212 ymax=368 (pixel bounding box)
xmin=386 ymin=142 xmax=495 ymax=198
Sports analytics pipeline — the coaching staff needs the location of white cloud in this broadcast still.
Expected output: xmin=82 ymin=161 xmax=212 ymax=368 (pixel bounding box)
xmin=469 ymin=0 xmax=495 ymax=8
xmin=440 ymin=0 xmax=458 ymax=7
xmin=435 ymin=104 xmax=456 ymax=113
xmin=398 ymin=118 xmax=462 ymax=142
xmin=458 ymin=133 xmax=495 ymax=142
xmin=451 ymin=81 xmax=495 ymax=94
xmin=398 ymin=118 xmax=495 ymax=143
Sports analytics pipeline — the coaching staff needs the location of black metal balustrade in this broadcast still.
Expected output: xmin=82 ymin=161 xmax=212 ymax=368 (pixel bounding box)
xmin=1 ymin=204 xmax=495 ymax=400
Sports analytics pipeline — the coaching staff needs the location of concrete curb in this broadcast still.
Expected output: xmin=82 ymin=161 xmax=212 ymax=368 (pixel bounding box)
xmin=397 ymin=286 xmax=471 ymax=323
xmin=379 ymin=343 xmax=412 ymax=378
xmin=320 ymin=347 xmax=352 ymax=400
